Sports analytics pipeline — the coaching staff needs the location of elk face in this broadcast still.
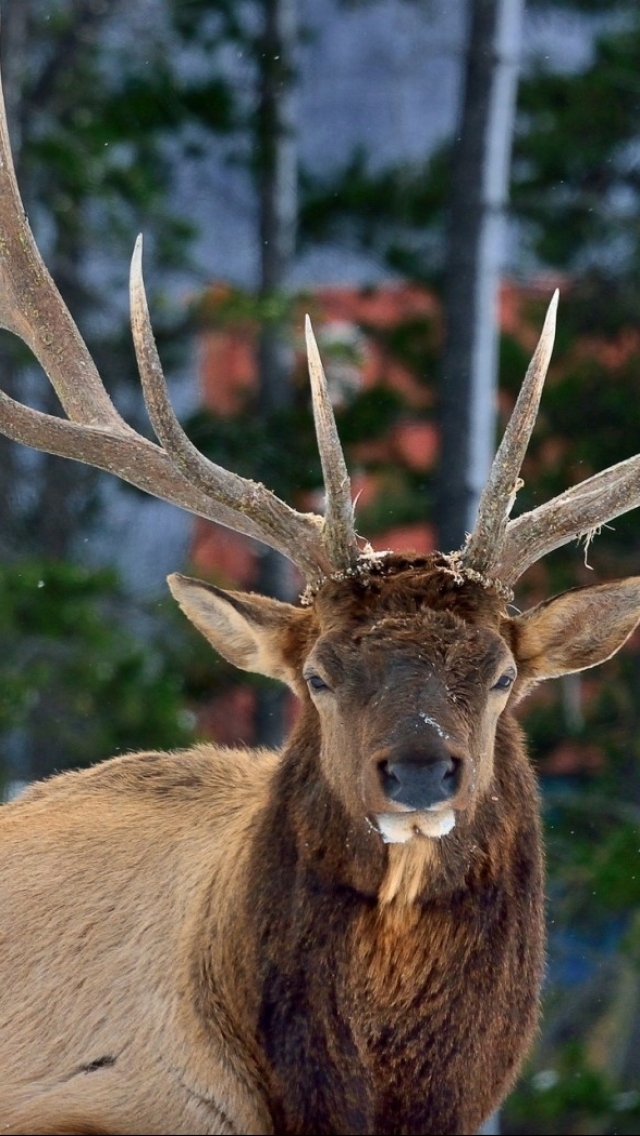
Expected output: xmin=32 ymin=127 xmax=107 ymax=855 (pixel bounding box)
xmin=303 ymin=602 xmax=517 ymax=843
xmin=168 ymin=565 xmax=518 ymax=844
xmin=168 ymin=565 xmax=640 ymax=850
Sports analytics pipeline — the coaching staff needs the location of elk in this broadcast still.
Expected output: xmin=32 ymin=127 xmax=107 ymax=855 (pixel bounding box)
xmin=2 ymin=45 xmax=640 ymax=1136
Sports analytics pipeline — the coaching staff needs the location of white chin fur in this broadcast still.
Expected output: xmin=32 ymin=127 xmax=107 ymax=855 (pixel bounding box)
xmin=374 ymin=809 xmax=456 ymax=844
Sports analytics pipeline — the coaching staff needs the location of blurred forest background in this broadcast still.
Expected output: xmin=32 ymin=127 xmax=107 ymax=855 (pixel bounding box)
xmin=2 ymin=0 xmax=640 ymax=1132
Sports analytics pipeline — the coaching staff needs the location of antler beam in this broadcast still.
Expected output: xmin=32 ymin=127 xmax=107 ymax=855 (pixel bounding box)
xmin=0 ymin=58 xmax=361 ymax=587
xmin=500 ymin=456 xmax=640 ymax=585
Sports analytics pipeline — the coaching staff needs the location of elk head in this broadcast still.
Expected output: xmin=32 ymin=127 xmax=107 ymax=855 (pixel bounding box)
xmin=3 ymin=53 xmax=640 ymax=864
xmin=167 ymin=555 xmax=640 ymax=883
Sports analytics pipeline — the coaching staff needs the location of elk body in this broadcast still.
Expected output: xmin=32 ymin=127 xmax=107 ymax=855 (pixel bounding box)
xmin=5 ymin=561 xmax=640 ymax=1136
xmin=4 ymin=38 xmax=640 ymax=1136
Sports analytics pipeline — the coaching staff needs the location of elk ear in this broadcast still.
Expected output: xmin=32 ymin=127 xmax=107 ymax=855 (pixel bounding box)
xmin=512 ymin=577 xmax=640 ymax=681
xmin=167 ymin=573 xmax=308 ymax=687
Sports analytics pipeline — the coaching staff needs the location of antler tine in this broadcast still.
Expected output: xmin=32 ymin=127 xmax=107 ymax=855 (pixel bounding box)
xmin=501 ymin=454 xmax=640 ymax=586
xmin=460 ymin=290 xmax=559 ymax=578
xmin=0 ymin=55 xmax=333 ymax=586
xmin=305 ymin=316 xmax=360 ymax=571
xmin=0 ymin=72 xmax=129 ymax=433
xmin=129 ymin=240 xmax=329 ymax=581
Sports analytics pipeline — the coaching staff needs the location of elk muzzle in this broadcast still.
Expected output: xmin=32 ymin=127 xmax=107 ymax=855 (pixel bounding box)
xmin=370 ymin=728 xmax=466 ymax=843
xmin=380 ymin=750 xmax=461 ymax=810
xmin=376 ymin=714 xmax=466 ymax=811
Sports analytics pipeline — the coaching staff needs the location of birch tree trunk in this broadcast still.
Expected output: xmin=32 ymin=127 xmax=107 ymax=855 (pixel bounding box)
xmin=436 ymin=0 xmax=524 ymax=557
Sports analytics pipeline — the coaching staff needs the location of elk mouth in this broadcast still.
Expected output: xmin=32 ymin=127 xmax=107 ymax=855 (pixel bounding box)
xmin=372 ymin=807 xmax=456 ymax=844
xmin=372 ymin=750 xmax=461 ymax=843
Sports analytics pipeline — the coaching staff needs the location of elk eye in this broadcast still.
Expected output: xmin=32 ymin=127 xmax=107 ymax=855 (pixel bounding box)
xmin=306 ymin=673 xmax=330 ymax=693
xmin=492 ymin=671 xmax=515 ymax=691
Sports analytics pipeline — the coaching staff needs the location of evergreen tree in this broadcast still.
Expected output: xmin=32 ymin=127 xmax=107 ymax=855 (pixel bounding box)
xmin=498 ymin=6 xmax=640 ymax=1131
xmin=0 ymin=0 xmax=235 ymax=786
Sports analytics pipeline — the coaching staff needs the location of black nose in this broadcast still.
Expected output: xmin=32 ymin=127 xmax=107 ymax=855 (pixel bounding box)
xmin=380 ymin=753 xmax=460 ymax=809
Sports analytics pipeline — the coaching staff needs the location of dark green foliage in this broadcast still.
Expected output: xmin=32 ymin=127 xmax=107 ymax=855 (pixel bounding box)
xmin=188 ymin=383 xmax=425 ymax=519
xmin=508 ymin=1040 xmax=640 ymax=1135
xmin=299 ymin=146 xmax=449 ymax=283
xmin=527 ymin=0 xmax=631 ymax=19
xmin=513 ymin=3 xmax=640 ymax=320
xmin=504 ymin=669 xmax=640 ymax=1135
xmin=170 ymin=0 xmax=249 ymax=48
xmin=188 ymin=301 xmax=435 ymax=534
xmin=0 ymin=561 xmax=194 ymax=793
xmin=18 ymin=9 xmax=223 ymax=277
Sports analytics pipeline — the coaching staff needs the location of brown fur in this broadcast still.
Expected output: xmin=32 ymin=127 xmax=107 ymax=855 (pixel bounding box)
xmin=2 ymin=555 xmax=640 ymax=1135
xmin=1 ymin=1114 xmax=111 ymax=1135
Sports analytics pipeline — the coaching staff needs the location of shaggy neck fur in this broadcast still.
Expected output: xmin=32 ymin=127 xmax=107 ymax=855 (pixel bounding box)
xmin=232 ymin=711 xmax=544 ymax=1135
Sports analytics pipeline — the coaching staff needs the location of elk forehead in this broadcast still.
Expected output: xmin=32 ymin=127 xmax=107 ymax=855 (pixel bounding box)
xmin=311 ymin=552 xmax=507 ymax=627
xmin=306 ymin=608 xmax=515 ymax=710
xmin=308 ymin=556 xmax=515 ymax=706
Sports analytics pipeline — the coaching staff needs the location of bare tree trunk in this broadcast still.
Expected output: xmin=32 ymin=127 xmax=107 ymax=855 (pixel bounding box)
xmin=254 ymin=0 xmax=299 ymax=746
xmin=436 ymin=0 xmax=524 ymax=556
xmin=435 ymin=3 xmax=525 ymax=1131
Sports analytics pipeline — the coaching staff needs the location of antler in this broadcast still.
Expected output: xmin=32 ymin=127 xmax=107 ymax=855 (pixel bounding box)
xmin=460 ymin=291 xmax=558 ymax=577
xmin=4 ymin=42 xmax=640 ymax=598
xmin=0 ymin=61 xmax=359 ymax=588
xmin=460 ymin=291 xmax=640 ymax=588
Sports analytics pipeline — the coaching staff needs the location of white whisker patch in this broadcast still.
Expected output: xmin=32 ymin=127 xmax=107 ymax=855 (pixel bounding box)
xmin=379 ymin=840 xmax=437 ymax=906
xmin=374 ymin=808 xmax=456 ymax=844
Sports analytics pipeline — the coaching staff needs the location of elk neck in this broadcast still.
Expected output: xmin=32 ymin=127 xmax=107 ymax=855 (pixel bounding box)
xmin=233 ymin=706 xmax=544 ymax=1135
